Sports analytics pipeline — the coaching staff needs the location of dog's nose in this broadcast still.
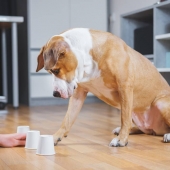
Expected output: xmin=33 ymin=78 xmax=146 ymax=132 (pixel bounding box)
xmin=53 ymin=91 xmax=61 ymax=97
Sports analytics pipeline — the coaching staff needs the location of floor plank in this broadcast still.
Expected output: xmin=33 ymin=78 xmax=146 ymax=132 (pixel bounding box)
xmin=0 ymin=159 xmax=11 ymax=170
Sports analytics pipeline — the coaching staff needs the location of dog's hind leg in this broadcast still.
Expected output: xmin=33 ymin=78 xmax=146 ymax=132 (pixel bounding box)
xmin=154 ymin=96 xmax=170 ymax=143
xmin=53 ymin=86 xmax=87 ymax=145
xmin=129 ymin=126 xmax=144 ymax=135
xmin=113 ymin=126 xmax=143 ymax=136
xmin=149 ymin=95 xmax=170 ymax=142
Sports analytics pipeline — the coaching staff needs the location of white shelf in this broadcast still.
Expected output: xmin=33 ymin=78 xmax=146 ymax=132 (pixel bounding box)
xmin=144 ymin=54 xmax=154 ymax=59
xmin=157 ymin=68 xmax=170 ymax=72
xmin=0 ymin=96 xmax=7 ymax=102
xmin=88 ymin=92 xmax=94 ymax=96
xmin=0 ymin=110 xmax=8 ymax=114
xmin=155 ymin=33 xmax=170 ymax=40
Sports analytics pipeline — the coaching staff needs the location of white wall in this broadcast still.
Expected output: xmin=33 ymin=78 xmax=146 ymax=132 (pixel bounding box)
xmin=109 ymin=0 xmax=157 ymax=37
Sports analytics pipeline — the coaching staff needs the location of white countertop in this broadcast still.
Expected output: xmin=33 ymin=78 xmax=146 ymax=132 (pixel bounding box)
xmin=0 ymin=15 xmax=24 ymax=23
xmin=157 ymin=68 xmax=170 ymax=72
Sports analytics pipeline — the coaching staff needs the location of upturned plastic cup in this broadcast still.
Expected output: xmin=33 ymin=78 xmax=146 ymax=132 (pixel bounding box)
xmin=36 ymin=135 xmax=55 ymax=155
xmin=25 ymin=130 xmax=40 ymax=149
xmin=17 ymin=126 xmax=30 ymax=134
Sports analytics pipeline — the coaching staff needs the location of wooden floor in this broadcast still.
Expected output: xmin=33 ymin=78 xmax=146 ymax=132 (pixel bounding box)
xmin=0 ymin=102 xmax=170 ymax=170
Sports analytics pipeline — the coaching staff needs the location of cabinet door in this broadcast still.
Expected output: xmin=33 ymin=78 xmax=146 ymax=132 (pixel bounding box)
xmin=29 ymin=0 xmax=70 ymax=48
xmin=70 ymin=0 xmax=107 ymax=31
xmin=30 ymin=75 xmax=53 ymax=98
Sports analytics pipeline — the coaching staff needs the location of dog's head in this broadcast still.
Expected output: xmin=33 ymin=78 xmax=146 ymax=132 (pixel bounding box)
xmin=36 ymin=36 xmax=78 ymax=98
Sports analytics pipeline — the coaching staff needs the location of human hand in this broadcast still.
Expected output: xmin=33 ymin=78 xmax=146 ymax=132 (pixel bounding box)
xmin=0 ymin=133 xmax=26 ymax=148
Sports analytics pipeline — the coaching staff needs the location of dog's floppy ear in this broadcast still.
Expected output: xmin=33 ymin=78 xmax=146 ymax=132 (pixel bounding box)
xmin=36 ymin=46 xmax=45 ymax=72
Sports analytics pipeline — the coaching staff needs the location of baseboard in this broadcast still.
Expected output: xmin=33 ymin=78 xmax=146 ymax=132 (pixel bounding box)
xmin=30 ymin=95 xmax=103 ymax=106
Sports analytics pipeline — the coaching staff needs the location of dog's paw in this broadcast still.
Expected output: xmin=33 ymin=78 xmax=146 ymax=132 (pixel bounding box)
xmin=112 ymin=127 xmax=121 ymax=135
xmin=53 ymin=136 xmax=62 ymax=146
xmin=109 ymin=136 xmax=128 ymax=147
xmin=163 ymin=133 xmax=170 ymax=143
xmin=53 ymin=128 xmax=67 ymax=146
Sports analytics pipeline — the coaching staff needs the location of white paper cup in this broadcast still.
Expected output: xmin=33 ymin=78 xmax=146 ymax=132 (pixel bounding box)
xmin=36 ymin=135 xmax=55 ymax=155
xmin=25 ymin=130 xmax=40 ymax=149
xmin=17 ymin=126 xmax=30 ymax=134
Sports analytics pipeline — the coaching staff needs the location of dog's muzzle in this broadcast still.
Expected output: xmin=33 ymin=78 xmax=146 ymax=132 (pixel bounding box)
xmin=53 ymin=91 xmax=61 ymax=97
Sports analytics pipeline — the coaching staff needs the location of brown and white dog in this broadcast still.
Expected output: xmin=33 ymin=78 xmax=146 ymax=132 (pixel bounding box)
xmin=36 ymin=28 xmax=170 ymax=147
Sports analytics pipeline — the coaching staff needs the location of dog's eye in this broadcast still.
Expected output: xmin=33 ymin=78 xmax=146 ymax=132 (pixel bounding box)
xmin=51 ymin=69 xmax=60 ymax=75
xmin=59 ymin=51 xmax=65 ymax=59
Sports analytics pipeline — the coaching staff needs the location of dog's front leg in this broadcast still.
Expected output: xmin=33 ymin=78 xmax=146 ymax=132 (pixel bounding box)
xmin=110 ymin=85 xmax=133 ymax=147
xmin=53 ymin=86 xmax=87 ymax=145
